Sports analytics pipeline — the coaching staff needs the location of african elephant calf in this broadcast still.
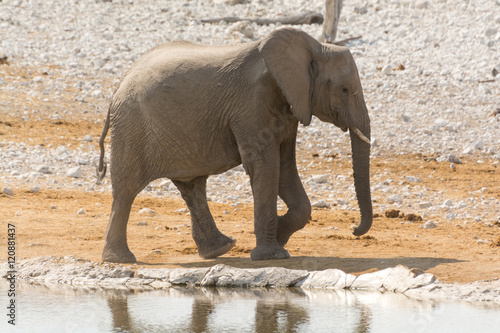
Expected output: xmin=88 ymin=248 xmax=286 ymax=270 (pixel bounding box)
xmin=97 ymin=28 xmax=372 ymax=263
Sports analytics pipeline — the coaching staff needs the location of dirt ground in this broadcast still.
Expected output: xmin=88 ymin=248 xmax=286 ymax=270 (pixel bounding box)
xmin=1 ymin=64 xmax=499 ymax=284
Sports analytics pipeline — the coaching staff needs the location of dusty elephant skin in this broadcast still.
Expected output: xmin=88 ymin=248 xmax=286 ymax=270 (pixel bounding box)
xmin=97 ymin=28 xmax=372 ymax=263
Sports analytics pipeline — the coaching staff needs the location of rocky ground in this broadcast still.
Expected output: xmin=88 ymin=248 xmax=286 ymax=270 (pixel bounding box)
xmin=0 ymin=0 xmax=499 ymax=288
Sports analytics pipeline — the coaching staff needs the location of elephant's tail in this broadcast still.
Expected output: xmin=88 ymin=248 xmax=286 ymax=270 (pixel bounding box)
xmin=96 ymin=106 xmax=111 ymax=184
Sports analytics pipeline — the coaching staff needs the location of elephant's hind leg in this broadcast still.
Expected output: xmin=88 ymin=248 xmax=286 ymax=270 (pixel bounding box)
xmin=173 ymin=176 xmax=236 ymax=259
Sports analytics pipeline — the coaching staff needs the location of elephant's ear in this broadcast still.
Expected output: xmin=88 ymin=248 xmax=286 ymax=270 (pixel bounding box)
xmin=259 ymin=28 xmax=319 ymax=126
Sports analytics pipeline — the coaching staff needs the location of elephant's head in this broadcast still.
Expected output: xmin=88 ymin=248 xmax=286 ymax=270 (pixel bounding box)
xmin=260 ymin=28 xmax=372 ymax=236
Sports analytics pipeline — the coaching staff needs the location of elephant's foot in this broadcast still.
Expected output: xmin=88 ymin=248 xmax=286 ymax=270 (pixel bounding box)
xmin=102 ymin=245 xmax=137 ymax=263
xmin=197 ymin=234 xmax=236 ymax=259
xmin=250 ymin=244 xmax=290 ymax=260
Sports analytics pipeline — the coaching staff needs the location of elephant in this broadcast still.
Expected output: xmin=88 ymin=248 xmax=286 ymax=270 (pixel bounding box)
xmin=97 ymin=27 xmax=372 ymax=263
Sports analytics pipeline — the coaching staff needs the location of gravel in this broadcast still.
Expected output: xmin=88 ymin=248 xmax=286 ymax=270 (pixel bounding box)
xmin=1 ymin=0 xmax=499 ymax=226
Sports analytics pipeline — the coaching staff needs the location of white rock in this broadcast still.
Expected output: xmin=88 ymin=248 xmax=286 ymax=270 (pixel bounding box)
xmin=405 ymin=176 xmax=422 ymax=183
xmin=2 ymin=187 xmax=14 ymax=196
xmin=337 ymin=198 xmax=350 ymax=206
xmin=474 ymin=140 xmax=485 ymax=150
xmin=354 ymin=6 xmax=368 ymax=15
xmin=175 ymin=208 xmax=188 ymax=213
xmin=442 ymin=199 xmax=453 ymax=207
xmin=91 ymin=90 xmax=104 ymax=98
xmin=485 ymin=27 xmax=498 ymax=38
xmin=56 ymin=145 xmax=68 ymax=156
xmin=36 ymin=165 xmax=51 ymax=174
xmin=66 ymin=167 xmax=82 ymax=178
xmin=415 ymin=0 xmax=430 ymax=9
xmin=311 ymin=175 xmax=328 ymax=184
xmin=445 ymin=213 xmax=457 ymax=220
xmin=381 ymin=265 xmax=436 ymax=293
xmin=201 ymin=265 xmax=309 ymax=288
xmin=419 ymin=202 xmax=432 ymax=209
xmin=298 ymin=269 xmax=347 ymax=289
xmin=312 ymin=200 xmax=330 ymax=208
xmin=381 ymin=65 xmax=392 ymax=75
xmin=138 ymin=208 xmax=156 ymax=215
xmin=83 ymin=135 xmax=93 ymax=142
xmin=137 ymin=221 xmax=148 ymax=226
xmin=169 ymin=267 xmax=210 ymax=285
xmin=436 ymin=154 xmax=462 ymax=164
xmin=421 ymin=221 xmax=436 ymax=229
xmin=77 ymin=208 xmax=85 ymax=215
xmin=387 ymin=195 xmax=403 ymax=204
xmin=30 ymin=186 xmax=41 ymax=193
xmin=229 ymin=21 xmax=254 ymax=39
xmin=433 ymin=118 xmax=448 ymax=129
xmin=462 ymin=147 xmax=474 ymax=155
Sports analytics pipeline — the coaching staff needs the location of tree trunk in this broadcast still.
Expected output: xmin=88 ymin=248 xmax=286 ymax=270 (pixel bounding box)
xmin=319 ymin=0 xmax=343 ymax=43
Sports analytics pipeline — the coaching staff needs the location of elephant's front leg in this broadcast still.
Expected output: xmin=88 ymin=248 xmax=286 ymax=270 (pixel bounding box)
xmin=173 ymin=176 xmax=236 ymax=259
xmin=244 ymin=146 xmax=290 ymax=260
xmin=277 ymin=137 xmax=312 ymax=247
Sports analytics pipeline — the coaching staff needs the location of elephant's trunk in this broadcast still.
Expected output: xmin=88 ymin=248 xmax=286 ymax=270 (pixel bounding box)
xmin=349 ymin=127 xmax=372 ymax=236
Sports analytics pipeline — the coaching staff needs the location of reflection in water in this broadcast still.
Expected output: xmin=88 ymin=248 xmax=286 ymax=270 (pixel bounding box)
xmin=1 ymin=280 xmax=499 ymax=333
xmin=355 ymin=303 xmax=371 ymax=333
xmin=106 ymin=292 xmax=133 ymax=332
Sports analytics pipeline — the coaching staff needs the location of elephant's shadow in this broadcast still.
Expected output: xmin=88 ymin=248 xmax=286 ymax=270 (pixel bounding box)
xmin=140 ymin=256 xmax=465 ymax=274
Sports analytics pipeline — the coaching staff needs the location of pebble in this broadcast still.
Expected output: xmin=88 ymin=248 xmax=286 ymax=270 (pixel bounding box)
xmin=354 ymin=6 xmax=368 ymax=15
xmin=485 ymin=28 xmax=498 ymax=38
xmin=77 ymin=209 xmax=85 ymax=215
xmin=138 ymin=208 xmax=156 ymax=215
xmin=436 ymin=154 xmax=462 ymax=164
xmin=415 ymin=0 xmax=430 ymax=9
xmin=405 ymin=176 xmax=422 ymax=183
xmin=381 ymin=65 xmax=393 ymax=76
xmin=421 ymin=221 xmax=436 ymax=229
xmin=36 ymin=165 xmax=51 ymax=174
xmin=474 ymin=140 xmax=485 ymax=150
xmin=312 ymin=199 xmax=330 ymax=208
xmin=30 ymin=186 xmax=41 ymax=193
xmin=442 ymin=199 xmax=453 ymax=208
xmin=137 ymin=221 xmax=148 ymax=226
xmin=66 ymin=167 xmax=82 ymax=178
xmin=175 ymin=208 xmax=188 ymax=213
xmin=229 ymin=21 xmax=254 ymax=39
xmin=83 ymin=135 xmax=93 ymax=142
xmin=387 ymin=195 xmax=403 ymax=204
xmin=337 ymin=198 xmax=350 ymax=206
xmin=56 ymin=146 xmax=68 ymax=156
xmin=311 ymin=175 xmax=328 ymax=184
xmin=419 ymin=202 xmax=432 ymax=209
xmin=445 ymin=213 xmax=457 ymax=221
xmin=2 ymin=187 xmax=14 ymax=196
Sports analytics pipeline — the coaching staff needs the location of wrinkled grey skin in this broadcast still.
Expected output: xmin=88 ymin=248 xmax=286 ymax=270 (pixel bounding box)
xmin=97 ymin=28 xmax=372 ymax=263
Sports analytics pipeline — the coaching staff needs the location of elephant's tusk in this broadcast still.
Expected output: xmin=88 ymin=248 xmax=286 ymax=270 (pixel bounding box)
xmin=350 ymin=127 xmax=371 ymax=145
